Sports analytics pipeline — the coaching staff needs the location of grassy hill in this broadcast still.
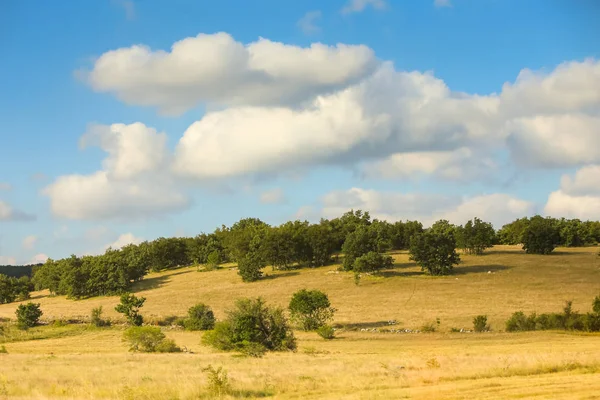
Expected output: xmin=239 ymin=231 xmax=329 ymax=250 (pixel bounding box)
xmin=1 ymin=245 xmax=600 ymax=399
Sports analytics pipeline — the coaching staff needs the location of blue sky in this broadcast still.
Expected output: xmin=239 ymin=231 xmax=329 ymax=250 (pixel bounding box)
xmin=1 ymin=0 xmax=599 ymax=264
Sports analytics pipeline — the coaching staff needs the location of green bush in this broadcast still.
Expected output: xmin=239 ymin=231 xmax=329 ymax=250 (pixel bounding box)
xmin=592 ymin=295 xmax=600 ymax=314
xmin=0 ymin=345 xmax=7 ymax=354
xmin=473 ymin=315 xmax=490 ymax=332
xmin=316 ymin=324 xmax=335 ymax=340
xmin=15 ymin=302 xmax=42 ymax=330
xmin=184 ymin=303 xmax=215 ymax=331
xmin=123 ymin=326 xmax=180 ymax=353
xmin=90 ymin=306 xmax=110 ymax=327
xmin=115 ymin=293 xmax=145 ymax=326
xmin=289 ymin=289 xmax=336 ymax=331
xmin=505 ymin=311 xmax=537 ymax=332
xmin=202 ymin=297 xmax=296 ymax=354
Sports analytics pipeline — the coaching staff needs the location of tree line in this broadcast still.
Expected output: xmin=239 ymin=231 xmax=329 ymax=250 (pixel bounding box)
xmin=2 ymin=212 xmax=597 ymax=303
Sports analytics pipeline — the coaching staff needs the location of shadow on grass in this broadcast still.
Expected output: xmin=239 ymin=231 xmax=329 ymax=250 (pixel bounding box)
xmin=261 ymin=271 xmax=300 ymax=280
xmin=453 ymin=264 xmax=510 ymax=275
xmin=334 ymin=321 xmax=395 ymax=330
xmin=131 ymin=271 xmax=193 ymax=292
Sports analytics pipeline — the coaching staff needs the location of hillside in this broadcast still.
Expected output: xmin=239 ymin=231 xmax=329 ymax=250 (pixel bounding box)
xmin=1 ymin=246 xmax=600 ymax=399
xmin=2 ymin=246 xmax=599 ymax=328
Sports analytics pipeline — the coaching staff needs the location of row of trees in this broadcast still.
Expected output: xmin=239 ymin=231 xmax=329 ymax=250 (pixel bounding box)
xmin=21 ymin=211 xmax=600 ymax=300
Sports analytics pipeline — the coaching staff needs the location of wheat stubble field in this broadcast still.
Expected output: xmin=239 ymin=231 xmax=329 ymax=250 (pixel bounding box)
xmin=1 ymin=246 xmax=600 ymax=399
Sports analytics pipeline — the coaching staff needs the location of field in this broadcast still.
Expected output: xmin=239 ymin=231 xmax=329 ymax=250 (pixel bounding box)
xmin=1 ymin=246 xmax=600 ymax=399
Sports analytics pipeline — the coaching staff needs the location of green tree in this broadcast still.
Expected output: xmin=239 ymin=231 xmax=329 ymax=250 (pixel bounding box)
xmin=497 ymin=217 xmax=530 ymax=245
xmin=341 ymin=225 xmax=385 ymax=271
xmin=353 ymin=251 xmax=394 ymax=284
xmin=288 ymin=289 xmax=336 ymax=331
xmin=115 ymin=293 xmax=146 ymax=326
xmin=15 ymin=302 xmax=43 ymax=330
xmin=237 ymin=234 xmax=266 ymax=282
xmin=522 ymin=215 xmax=560 ymax=254
xmin=409 ymin=226 xmax=460 ymax=276
xmin=456 ymin=217 xmax=496 ymax=255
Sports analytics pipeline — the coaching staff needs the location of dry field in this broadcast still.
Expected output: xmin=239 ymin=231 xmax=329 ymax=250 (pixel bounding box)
xmin=1 ymin=246 xmax=600 ymax=399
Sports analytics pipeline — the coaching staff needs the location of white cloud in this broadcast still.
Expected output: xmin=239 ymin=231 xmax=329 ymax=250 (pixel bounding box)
xmin=317 ymin=188 xmax=534 ymax=228
xmin=22 ymin=235 xmax=37 ymax=250
xmin=260 ymin=188 xmax=286 ymax=204
xmin=0 ymin=200 xmax=35 ymax=221
xmin=341 ymin=0 xmax=387 ymax=14
xmin=43 ymin=122 xmax=190 ymax=220
xmin=29 ymin=253 xmax=48 ymax=264
xmin=79 ymin=123 xmax=169 ymax=180
xmin=544 ymin=165 xmax=600 ymax=220
xmin=44 ymin=171 xmax=189 ymax=220
xmin=173 ymin=63 xmax=499 ymax=180
xmin=362 ymin=147 xmax=498 ymax=182
xmin=434 ymin=0 xmax=452 ymax=7
xmin=297 ymin=11 xmax=322 ymax=35
xmin=506 ymin=114 xmax=600 ymax=167
xmin=82 ymin=32 xmax=378 ymax=115
xmin=0 ymin=256 xmax=17 ymax=265
xmin=0 ymin=183 xmax=11 ymax=191
xmin=559 ymin=165 xmax=600 ymax=196
xmin=105 ymin=233 xmax=144 ymax=250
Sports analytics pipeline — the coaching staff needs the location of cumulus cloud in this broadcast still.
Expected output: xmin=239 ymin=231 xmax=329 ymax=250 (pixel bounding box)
xmin=105 ymin=233 xmax=144 ymax=250
xmin=341 ymin=0 xmax=387 ymax=14
xmin=362 ymin=147 xmax=498 ymax=182
xmin=22 ymin=235 xmax=37 ymax=250
xmin=43 ymin=122 xmax=189 ymax=220
xmin=317 ymin=188 xmax=534 ymax=228
xmin=0 ymin=201 xmax=35 ymax=221
xmin=297 ymin=11 xmax=322 ymax=35
xmin=260 ymin=188 xmax=286 ymax=204
xmin=82 ymin=32 xmax=378 ymax=115
xmin=544 ymin=165 xmax=600 ymax=220
xmin=173 ymin=63 xmax=499 ymax=179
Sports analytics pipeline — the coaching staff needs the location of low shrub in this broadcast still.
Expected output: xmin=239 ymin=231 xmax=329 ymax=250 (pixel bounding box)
xmin=16 ymin=302 xmax=42 ymax=330
xmin=123 ymin=326 xmax=180 ymax=353
xmin=473 ymin=315 xmax=490 ymax=332
xmin=421 ymin=318 xmax=440 ymax=333
xmin=115 ymin=293 xmax=145 ymax=326
xmin=90 ymin=306 xmax=110 ymax=327
xmin=184 ymin=303 xmax=215 ymax=331
xmin=202 ymin=297 xmax=296 ymax=354
xmin=316 ymin=324 xmax=335 ymax=340
xmin=0 ymin=345 xmax=7 ymax=354
xmin=505 ymin=311 xmax=536 ymax=332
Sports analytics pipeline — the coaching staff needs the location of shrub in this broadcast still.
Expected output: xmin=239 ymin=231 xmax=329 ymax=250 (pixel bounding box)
xmin=505 ymin=311 xmax=536 ymax=332
xmin=288 ymin=289 xmax=336 ymax=331
xmin=0 ymin=345 xmax=7 ymax=354
xmin=239 ymin=341 xmax=267 ymax=358
xmin=184 ymin=303 xmax=215 ymax=331
xmin=316 ymin=324 xmax=335 ymax=340
xmin=473 ymin=315 xmax=490 ymax=332
xmin=206 ymin=251 xmax=221 ymax=270
xmin=352 ymin=251 xmax=393 ymax=278
xmin=15 ymin=302 xmax=42 ymax=330
xmin=123 ymin=326 xmax=180 ymax=353
xmin=593 ymin=295 xmax=600 ymax=314
xmin=237 ymin=255 xmax=264 ymax=282
xmin=115 ymin=293 xmax=146 ymax=326
xmin=203 ymin=365 xmax=231 ymax=397
xmin=90 ymin=306 xmax=110 ymax=327
xmin=202 ymin=297 xmax=296 ymax=354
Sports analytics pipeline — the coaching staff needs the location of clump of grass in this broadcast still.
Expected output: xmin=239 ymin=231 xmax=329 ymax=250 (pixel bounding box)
xmin=202 ymin=365 xmax=231 ymax=397
xmin=421 ymin=318 xmax=440 ymax=333
xmin=426 ymin=357 xmax=440 ymax=369
xmin=0 ymin=345 xmax=7 ymax=354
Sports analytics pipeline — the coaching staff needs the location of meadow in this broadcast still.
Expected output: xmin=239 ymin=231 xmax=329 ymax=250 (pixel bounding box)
xmin=1 ymin=245 xmax=600 ymax=399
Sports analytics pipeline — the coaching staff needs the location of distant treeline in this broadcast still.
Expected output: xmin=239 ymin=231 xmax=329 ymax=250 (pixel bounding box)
xmin=3 ymin=212 xmax=599 ymax=304
xmin=0 ymin=264 xmax=38 ymax=278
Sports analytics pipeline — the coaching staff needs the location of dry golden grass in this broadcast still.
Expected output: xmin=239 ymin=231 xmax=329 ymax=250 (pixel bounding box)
xmin=0 ymin=246 xmax=599 ymax=399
